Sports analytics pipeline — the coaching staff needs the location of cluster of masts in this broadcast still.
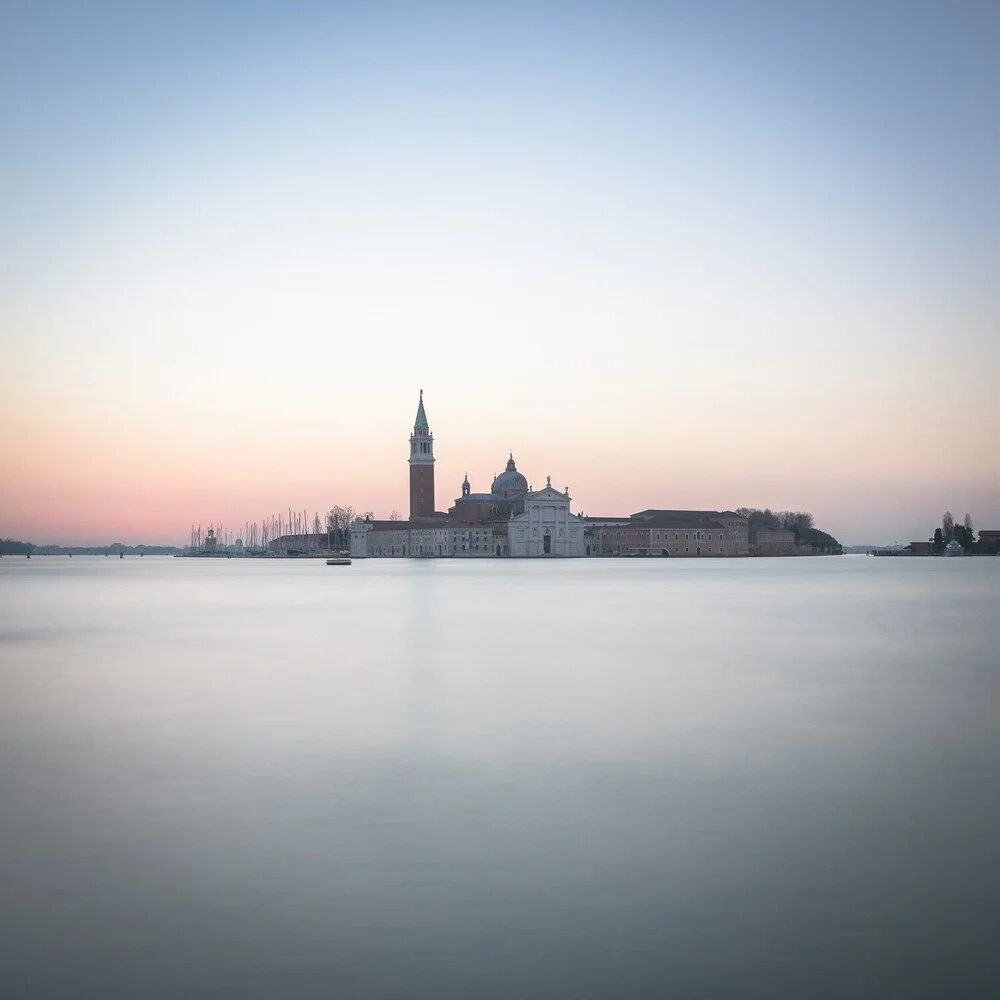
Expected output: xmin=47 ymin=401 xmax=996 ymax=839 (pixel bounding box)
xmin=190 ymin=508 xmax=325 ymax=554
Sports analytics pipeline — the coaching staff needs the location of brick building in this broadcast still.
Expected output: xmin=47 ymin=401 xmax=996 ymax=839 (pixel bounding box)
xmin=584 ymin=510 xmax=749 ymax=557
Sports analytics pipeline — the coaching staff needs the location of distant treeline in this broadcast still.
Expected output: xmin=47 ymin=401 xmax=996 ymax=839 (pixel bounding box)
xmin=0 ymin=538 xmax=32 ymax=555
xmin=1 ymin=539 xmax=181 ymax=556
xmin=733 ymin=509 xmax=842 ymax=554
xmin=932 ymin=511 xmax=981 ymax=553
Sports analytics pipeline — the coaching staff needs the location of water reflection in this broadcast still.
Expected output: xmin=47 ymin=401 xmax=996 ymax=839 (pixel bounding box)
xmin=1 ymin=557 xmax=998 ymax=998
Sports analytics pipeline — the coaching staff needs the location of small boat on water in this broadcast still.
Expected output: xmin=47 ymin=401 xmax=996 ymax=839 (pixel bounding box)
xmin=326 ymin=557 xmax=352 ymax=566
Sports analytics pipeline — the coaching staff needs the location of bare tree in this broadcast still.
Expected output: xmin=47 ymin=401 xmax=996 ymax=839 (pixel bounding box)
xmin=942 ymin=511 xmax=954 ymax=543
xmin=326 ymin=505 xmax=356 ymax=552
xmin=389 ymin=510 xmax=401 ymax=521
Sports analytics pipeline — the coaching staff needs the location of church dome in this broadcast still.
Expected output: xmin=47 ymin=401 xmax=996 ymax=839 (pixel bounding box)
xmin=492 ymin=454 xmax=528 ymax=496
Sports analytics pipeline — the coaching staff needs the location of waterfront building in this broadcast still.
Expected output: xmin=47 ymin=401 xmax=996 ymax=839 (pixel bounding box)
xmin=344 ymin=393 xmax=802 ymax=560
xmin=754 ymin=527 xmax=796 ymax=556
xmin=351 ymin=518 xmax=509 ymax=558
xmin=350 ymin=393 xmax=582 ymax=558
xmin=584 ymin=510 xmax=749 ymax=557
xmin=508 ymin=479 xmax=586 ymax=557
xmin=978 ymin=529 xmax=1000 ymax=554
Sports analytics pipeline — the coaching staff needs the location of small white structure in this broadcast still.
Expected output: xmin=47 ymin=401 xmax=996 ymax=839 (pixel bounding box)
xmin=350 ymin=517 xmax=375 ymax=557
xmin=507 ymin=478 xmax=585 ymax=557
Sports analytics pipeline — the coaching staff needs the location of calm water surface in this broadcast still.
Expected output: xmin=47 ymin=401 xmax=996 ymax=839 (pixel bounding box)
xmin=1 ymin=555 xmax=998 ymax=998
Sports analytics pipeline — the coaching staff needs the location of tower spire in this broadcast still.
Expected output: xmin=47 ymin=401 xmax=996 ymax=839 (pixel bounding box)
xmin=409 ymin=390 xmax=435 ymax=518
xmin=414 ymin=390 xmax=429 ymax=432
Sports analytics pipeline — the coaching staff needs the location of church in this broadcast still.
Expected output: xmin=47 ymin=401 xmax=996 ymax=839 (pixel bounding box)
xmin=350 ymin=392 xmax=585 ymax=558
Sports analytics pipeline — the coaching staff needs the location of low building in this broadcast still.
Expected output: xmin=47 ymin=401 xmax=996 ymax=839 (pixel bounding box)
xmin=351 ymin=517 xmax=509 ymax=558
xmin=978 ymin=529 xmax=1000 ymax=554
xmin=583 ymin=517 xmax=635 ymax=557
xmin=584 ymin=510 xmax=749 ymax=557
xmin=755 ymin=527 xmax=796 ymax=555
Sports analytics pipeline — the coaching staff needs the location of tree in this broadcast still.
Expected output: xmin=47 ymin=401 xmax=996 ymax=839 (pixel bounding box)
xmin=942 ymin=511 xmax=954 ymax=543
xmin=777 ymin=510 xmax=815 ymax=539
xmin=796 ymin=527 xmax=841 ymax=553
xmin=388 ymin=510 xmax=401 ymax=521
xmin=326 ymin=505 xmax=356 ymax=552
xmin=933 ymin=527 xmax=944 ymax=553
xmin=1 ymin=539 xmax=33 ymax=555
xmin=952 ymin=514 xmax=977 ymax=552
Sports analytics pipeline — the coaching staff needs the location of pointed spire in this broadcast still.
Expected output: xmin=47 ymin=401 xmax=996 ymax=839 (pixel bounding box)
xmin=414 ymin=389 xmax=429 ymax=431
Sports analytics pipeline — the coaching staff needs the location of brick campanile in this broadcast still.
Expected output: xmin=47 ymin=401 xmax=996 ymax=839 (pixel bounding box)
xmin=408 ymin=389 xmax=435 ymax=518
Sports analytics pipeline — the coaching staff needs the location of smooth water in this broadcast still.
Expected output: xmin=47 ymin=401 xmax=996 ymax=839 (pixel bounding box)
xmin=1 ymin=555 xmax=998 ymax=998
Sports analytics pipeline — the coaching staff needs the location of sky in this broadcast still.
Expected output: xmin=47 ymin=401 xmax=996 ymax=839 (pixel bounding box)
xmin=2 ymin=1 xmax=998 ymax=546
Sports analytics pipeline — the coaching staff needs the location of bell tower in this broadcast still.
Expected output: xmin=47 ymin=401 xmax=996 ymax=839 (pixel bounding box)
xmin=409 ymin=390 xmax=435 ymax=519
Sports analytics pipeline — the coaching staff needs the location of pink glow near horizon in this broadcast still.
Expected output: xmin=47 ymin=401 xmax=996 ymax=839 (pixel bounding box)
xmin=3 ymin=385 xmax=997 ymax=546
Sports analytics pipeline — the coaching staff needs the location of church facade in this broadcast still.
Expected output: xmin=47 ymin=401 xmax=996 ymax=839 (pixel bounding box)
xmin=508 ymin=480 xmax=586 ymax=557
xmin=350 ymin=392 xmax=585 ymax=558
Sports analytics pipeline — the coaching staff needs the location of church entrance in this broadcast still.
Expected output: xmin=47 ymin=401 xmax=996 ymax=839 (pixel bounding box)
xmin=543 ymin=533 xmax=551 ymax=554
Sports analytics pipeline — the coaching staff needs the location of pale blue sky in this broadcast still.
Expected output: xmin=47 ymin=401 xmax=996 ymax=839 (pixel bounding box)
xmin=2 ymin=1 xmax=998 ymax=544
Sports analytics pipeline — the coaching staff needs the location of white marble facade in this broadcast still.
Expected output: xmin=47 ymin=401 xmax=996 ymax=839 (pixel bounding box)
xmin=507 ymin=481 xmax=585 ymax=557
